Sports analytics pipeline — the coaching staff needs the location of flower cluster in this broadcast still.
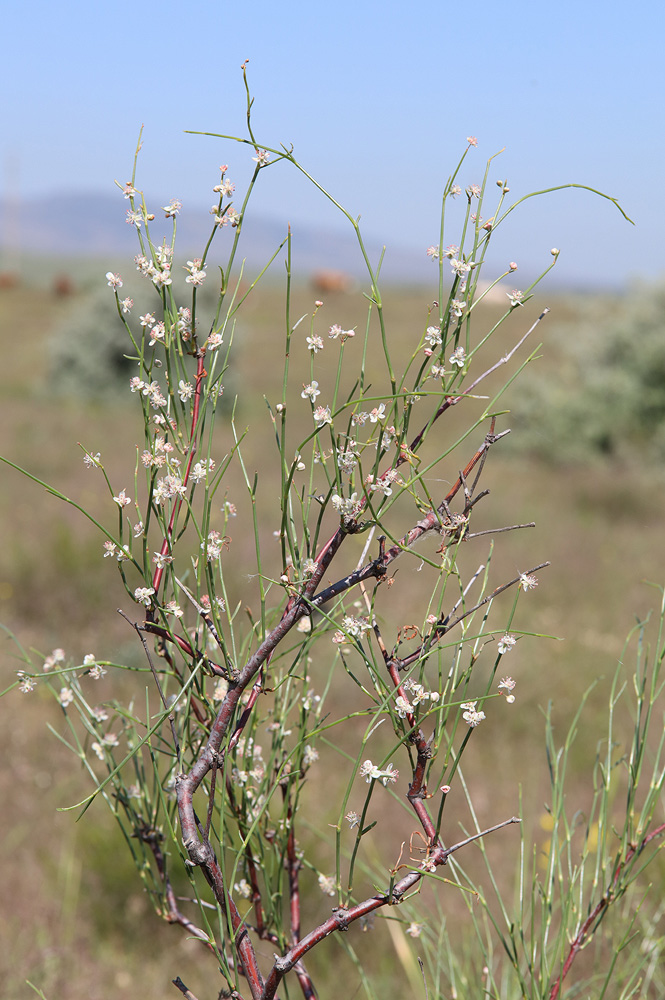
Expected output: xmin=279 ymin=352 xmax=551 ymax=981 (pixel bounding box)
xmin=359 ymin=759 xmax=399 ymax=785
xmin=461 ymin=701 xmax=486 ymax=727
xmin=129 ymin=377 xmax=167 ymax=409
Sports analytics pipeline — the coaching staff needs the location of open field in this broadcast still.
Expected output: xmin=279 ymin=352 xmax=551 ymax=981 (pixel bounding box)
xmin=2 ymin=275 xmax=664 ymax=998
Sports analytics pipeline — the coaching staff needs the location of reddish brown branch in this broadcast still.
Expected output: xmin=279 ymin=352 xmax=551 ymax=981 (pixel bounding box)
xmin=260 ymin=817 xmax=519 ymax=1000
xmin=548 ymin=822 xmax=665 ymax=1000
xmin=139 ymin=825 xmax=213 ymax=948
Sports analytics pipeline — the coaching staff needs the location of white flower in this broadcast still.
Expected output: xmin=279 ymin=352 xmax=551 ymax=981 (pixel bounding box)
xmin=302 ymin=745 xmax=319 ymax=767
xmin=89 ymin=664 xmax=107 ymax=680
xmin=105 ymin=271 xmax=123 ymax=289
xmin=359 ymin=759 xmax=383 ymax=783
xmin=162 ymin=199 xmax=182 ymax=217
xmin=379 ymin=763 xmax=399 ymax=785
xmin=359 ymin=759 xmax=399 ymax=785
xmin=461 ymin=701 xmax=485 ymax=727
xmin=507 ymin=289 xmax=524 ymax=308
xmin=134 ymin=587 xmax=155 ymax=607
xmin=499 ymin=676 xmax=516 ymax=704
xmin=165 ymin=601 xmax=183 ymax=618
xmin=331 ymin=493 xmax=362 ymax=519
xmin=395 ymin=695 xmax=413 ymax=718
xmin=83 ymin=451 xmax=101 ymax=468
xmin=313 ymin=405 xmax=332 ymax=427
xmin=341 ymin=615 xmax=371 ymax=639
xmin=178 ymin=380 xmax=194 ymax=402
xmin=449 ymin=346 xmax=466 ymax=368
xmin=19 ymin=677 xmax=36 ymax=693
xmin=519 ymin=573 xmax=538 ymax=592
xmin=91 ymin=741 xmax=105 ymax=760
xmin=406 ymin=922 xmax=424 ymax=938
xmin=450 ymin=259 xmax=471 ymax=277
xmin=425 ymin=326 xmax=442 ymax=348
xmin=113 ymin=489 xmax=131 ymax=508
xmin=318 ymin=874 xmax=336 ymax=897
xmin=252 ymin=149 xmax=270 ymax=166
xmin=497 ymin=634 xmax=517 ymax=655
xmin=184 ymin=259 xmax=206 ymax=285
xmin=59 ymin=687 xmax=74 ymax=707
xmin=306 ymin=335 xmax=324 ymax=353
xmin=153 ymin=551 xmax=173 ymax=569
xmin=234 ymin=879 xmax=252 ymax=899
xmin=345 ymin=811 xmax=360 ymax=829
xmin=301 ymin=381 xmax=321 ymax=401
xmin=369 ymin=404 xmax=386 ymax=423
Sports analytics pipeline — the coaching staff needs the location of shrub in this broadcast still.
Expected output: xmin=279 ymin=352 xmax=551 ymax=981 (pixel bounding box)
xmin=4 ymin=69 xmax=663 ymax=1000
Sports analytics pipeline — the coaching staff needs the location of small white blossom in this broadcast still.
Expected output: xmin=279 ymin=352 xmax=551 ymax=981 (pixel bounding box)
xmin=134 ymin=586 xmax=155 ymax=607
xmin=207 ymin=331 xmax=224 ymax=350
xmin=461 ymin=701 xmax=485 ymax=727
xmin=91 ymin=741 xmax=105 ymax=760
xmin=19 ymin=676 xmax=36 ymax=693
xmin=331 ymin=493 xmax=362 ymax=519
xmin=395 ymin=695 xmax=413 ymax=718
xmin=450 ymin=259 xmax=471 ymax=278
xmin=345 ymin=811 xmax=360 ymax=829
xmin=234 ymin=879 xmax=252 ymax=899
xmin=306 ymin=335 xmax=324 ymax=353
xmin=113 ymin=489 xmax=131 ymax=508
xmin=318 ymin=874 xmax=336 ymax=897
xmin=184 ymin=259 xmax=206 ymax=285
xmin=252 ymin=149 xmax=270 ymax=166
xmin=406 ymin=922 xmax=424 ymax=938
xmin=59 ymin=687 xmax=74 ymax=707
xmin=341 ymin=615 xmax=371 ymax=639
xmin=313 ymin=405 xmax=332 ymax=427
xmin=425 ymin=326 xmax=442 ymax=348
xmin=359 ymin=759 xmax=383 ymax=783
xmin=105 ymin=271 xmax=123 ymax=289
xmin=507 ymin=289 xmax=524 ymax=308
xmin=301 ymin=381 xmax=321 ymax=401
xmin=497 ymin=634 xmax=517 ymax=655
xmin=499 ymin=676 xmax=516 ymax=704
xmin=449 ymin=346 xmax=466 ymax=368
xmin=302 ymin=745 xmax=319 ymax=767
xmin=153 ymin=551 xmax=173 ymax=570
xmin=162 ymin=199 xmax=182 ymax=217
xmin=83 ymin=452 xmax=101 ymax=468
xmin=519 ymin=573 xmax=538 ymax=592
xmin=369 ymin=404 xmax=386 ymax=423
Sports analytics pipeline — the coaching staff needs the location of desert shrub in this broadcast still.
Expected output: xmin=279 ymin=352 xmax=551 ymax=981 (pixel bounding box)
xmin=509 ymin=279 xmax=665 ymax=461
xmin=4 ymin=69 xmax=664 ymax=1000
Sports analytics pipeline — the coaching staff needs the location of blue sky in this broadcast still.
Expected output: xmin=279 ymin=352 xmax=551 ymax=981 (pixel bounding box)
xmin=2 ymin=0 xmax=662 ymax=287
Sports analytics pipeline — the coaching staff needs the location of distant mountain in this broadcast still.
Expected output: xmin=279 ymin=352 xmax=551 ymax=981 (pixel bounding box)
xmin=0 ymin=192 xmax=431 ymax=283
